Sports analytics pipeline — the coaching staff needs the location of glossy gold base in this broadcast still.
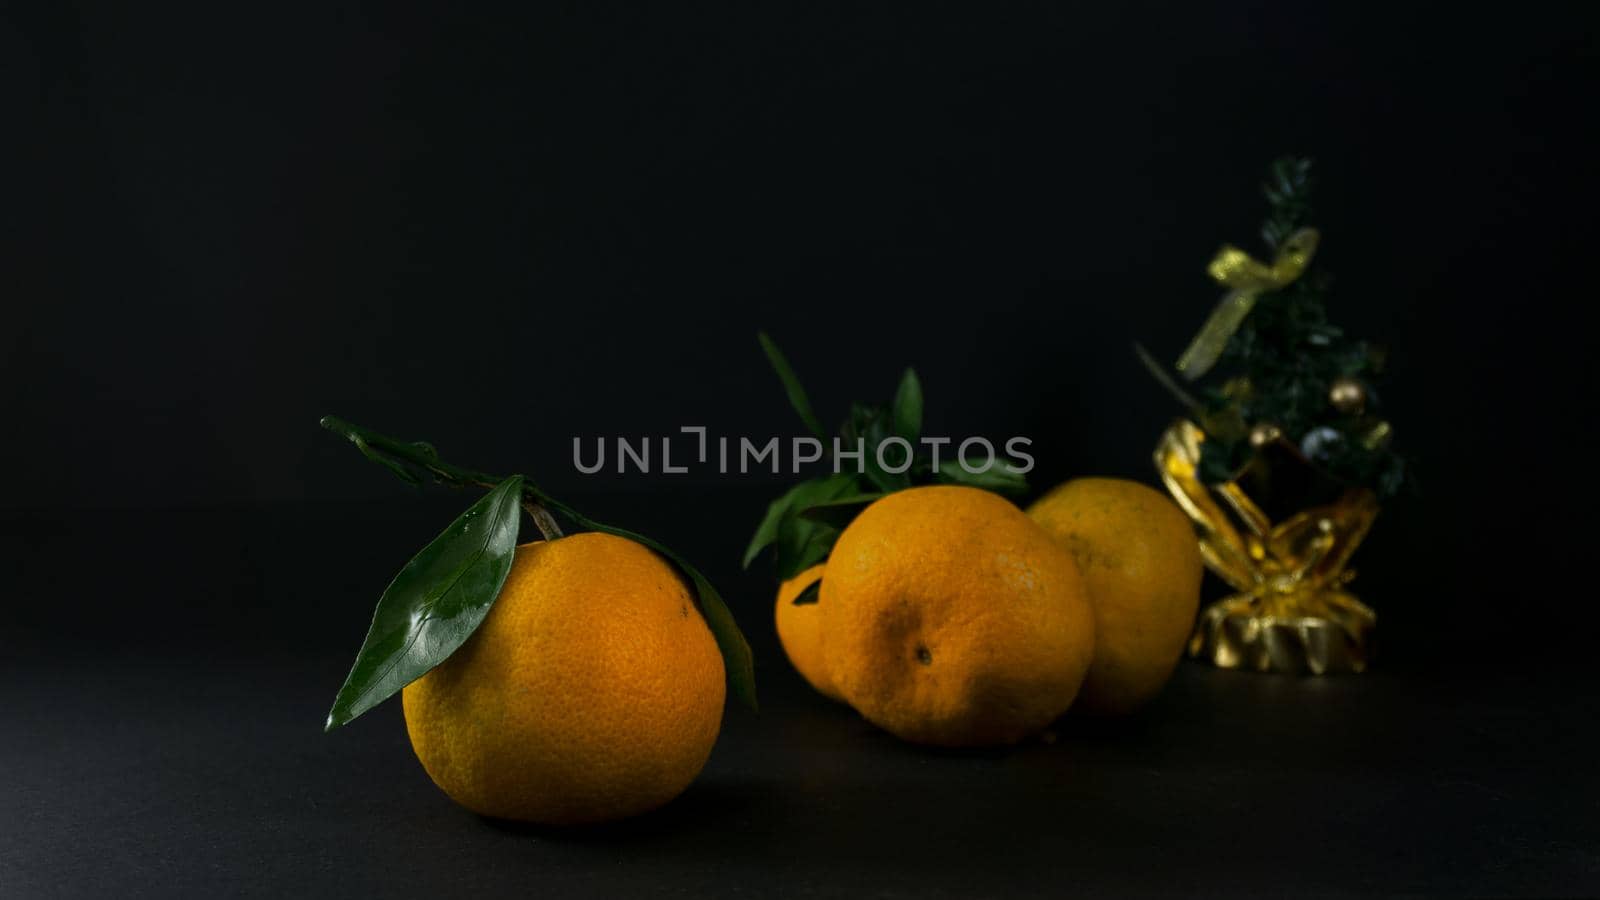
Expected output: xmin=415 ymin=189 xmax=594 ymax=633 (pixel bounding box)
xmin=1188 ymin=591 xmax=1375 ymax=675
xmin=1156 ymin=419 xmax=1381 ymax=676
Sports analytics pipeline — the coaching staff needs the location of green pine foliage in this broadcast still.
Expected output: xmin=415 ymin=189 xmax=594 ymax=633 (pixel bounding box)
xmin=1180 ymin=158 xmax=1407 ymax=499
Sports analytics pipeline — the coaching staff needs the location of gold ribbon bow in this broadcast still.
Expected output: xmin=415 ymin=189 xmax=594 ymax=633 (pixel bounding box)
xmin=1175 ymin=227 xmax=1320 ymax=380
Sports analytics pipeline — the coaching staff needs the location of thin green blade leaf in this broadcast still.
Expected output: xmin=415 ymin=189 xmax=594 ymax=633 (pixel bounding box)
xmin=860 ymin=449 xmax=912 ymax=494
xmin=353 ymin=435 xmax=423 ymax=485
xmin=892 ymin=367 xmax=923 ymax=442
xmin=796 ymin=493 xmax=886 ymax=530
xmin=758 ymin=331 xmax=827 ymax=441
xmin=743 ymin=485 xmax=802 ymax=569
xmin=325 ymin=475 xmax=524 ymax=730
xmin=781 ymin=525 xmax=838 ymax=581
xmin=855 ymin=407 xmax=912 ymax=494
xmin=770 ymin=473 xmax=858 ymax=580
xmin=743 ymin=474 xmax=857 ymax=569
xmin=935 ymin=459 xmax=1029 ymax=496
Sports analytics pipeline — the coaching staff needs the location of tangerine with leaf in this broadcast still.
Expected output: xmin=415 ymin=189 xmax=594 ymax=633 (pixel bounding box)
xmin=319 ymin=417 xmax=754 ymax=826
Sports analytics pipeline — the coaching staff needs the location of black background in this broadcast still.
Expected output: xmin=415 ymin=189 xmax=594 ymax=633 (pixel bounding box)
xmin=5 ymin=3 xmax=1598 ymax=897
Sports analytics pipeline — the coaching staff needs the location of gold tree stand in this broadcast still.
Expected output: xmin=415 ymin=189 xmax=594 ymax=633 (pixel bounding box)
xmin=1156 ymin=420 xmax=1378 ymax=675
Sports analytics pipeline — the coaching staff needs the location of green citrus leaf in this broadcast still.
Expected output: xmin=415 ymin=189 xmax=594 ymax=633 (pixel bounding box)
xmin=758 ymin=331 xmax=827 ymax=441
xmin=841 ymin=401 xmax=884 ymax=446
xmin=325 ymin=475 xmax=524 ymax=731
xmin=353 ymin=435 xmax=424 ymax=485
xmin=861 ymin=446 xmax=912 ymax=493
xmin=780 ymin=524 xmax=838 ymax=582
xmin=769 ymin=473 xmax=858 ymax=579
xmin=744 ymin=473 xmax=857 ymax=569
xmin=849 ymin=405 xmax=912 ymax=494
xmin=796 ymin=493 xmax=886 ymax=529
xmin=892 ymin=367 xmax=923 ymax=442
xmin=743 ymin=482 xmax=804 ymax=569
xmin=935 ymin=459 xmax=1028 ymax=496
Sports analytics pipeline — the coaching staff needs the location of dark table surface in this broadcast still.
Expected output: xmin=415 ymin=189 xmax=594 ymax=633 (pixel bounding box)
xmin=3 ymin=497 xmax=1596 ymax=898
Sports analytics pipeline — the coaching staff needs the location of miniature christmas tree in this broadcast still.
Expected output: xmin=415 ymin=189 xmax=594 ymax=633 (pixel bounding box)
xmin=1141 ymin=157 xmax=1406 ymax=518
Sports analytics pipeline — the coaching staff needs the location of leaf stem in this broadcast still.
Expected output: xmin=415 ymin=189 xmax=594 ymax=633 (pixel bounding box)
xmin=320 ymin=415 xmax=565 ymax=540
xmin=320 ymin=414 xmax=758 ymax=710
xmin=523 ymin=501 xmax=564 ymax=541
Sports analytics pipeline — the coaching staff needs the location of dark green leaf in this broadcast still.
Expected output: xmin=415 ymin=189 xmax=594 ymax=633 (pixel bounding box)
xmin=325 ymin=475 xmax=524 ymax=730
xmin=354 ymin=435 xmax=423 ymax=485
xmin=892 ymin=367 xmax=923 ymax=442
xmin=743 ymin=488 xmax=798 ymax=570
xmin=841 ymin=402 xmax=883 ymax=446
xmin=758 ymin=331 xmax=826 ymax=441
xmin=935 ymin=459 xmax=1028 ymax=496
xmin=564 ymin=515 xmax=759 ymax=712
xmin=743 ymin=474 xmax=855 ymax=569
xmin=770 ymin=473 xmax=858 ymax=579
xmin=856 ymin=407 xmax=913 ymax=493
xmin=797 ymin=493 xmax=886 ymax=529
xmin=791 ymin=579 xmax=820 ymax=606
xmin=780 ymin=525 xmax=837 ymax=581
xmin=861 ymin=459 xmax=911 ymax=493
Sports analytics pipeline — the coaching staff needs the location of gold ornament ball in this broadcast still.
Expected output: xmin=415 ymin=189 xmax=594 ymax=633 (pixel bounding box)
xmin=1248 ymin=423 xmax=1282 ymax=448
xmin=1328 ymin=377 xmax=1367 ymax=414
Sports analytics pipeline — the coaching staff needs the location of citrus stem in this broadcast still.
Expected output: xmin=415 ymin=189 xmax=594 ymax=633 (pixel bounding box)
xmin=321 ymin=415 xmax=565 ymax=540
xmin=523 ymin=501 xmax=564 ymax=541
